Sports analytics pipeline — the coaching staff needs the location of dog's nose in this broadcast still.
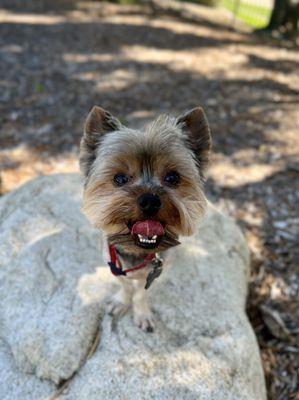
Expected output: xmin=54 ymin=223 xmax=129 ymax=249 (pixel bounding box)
xmin=138 ymin=193 xmax=162 ymax=217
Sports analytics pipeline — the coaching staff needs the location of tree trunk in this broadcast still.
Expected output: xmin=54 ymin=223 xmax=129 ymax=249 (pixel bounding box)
xmin=264 ymin=0 xmax=298 ymax=35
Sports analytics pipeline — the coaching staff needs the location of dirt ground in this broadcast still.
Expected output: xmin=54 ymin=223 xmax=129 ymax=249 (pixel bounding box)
xmin=0 ymin=1 xmax=298 ymax=398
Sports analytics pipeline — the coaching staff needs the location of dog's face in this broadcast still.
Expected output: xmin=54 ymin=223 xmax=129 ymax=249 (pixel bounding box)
xmin=79 ymin=106 xmax=211 ymax=254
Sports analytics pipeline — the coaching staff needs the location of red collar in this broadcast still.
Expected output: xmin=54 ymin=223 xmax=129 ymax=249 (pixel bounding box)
xmin=108 ymin=244 xmax=156 ymax=276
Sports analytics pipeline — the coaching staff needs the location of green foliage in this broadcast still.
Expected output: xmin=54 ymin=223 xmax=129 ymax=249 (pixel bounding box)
xmin=179 ymin=0 xmax=272 ymax=28
xmin=218 ymin=0 xmax=272 ymax=28
xmin=107 ymin=0 xmax=272 ymax=29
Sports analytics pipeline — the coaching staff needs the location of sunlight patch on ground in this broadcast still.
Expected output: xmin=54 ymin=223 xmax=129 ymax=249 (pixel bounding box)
xmin=121 ymin=45 xmax=249 ymax=75
xmin=0 ymin=145 xmax=78 ymax=194
xmin=74 ymin=69 xmax=136 ymax=92
xmin=208 ymin=154 xmax=283 ymax=188
xmin=64 ymin=53 xmax=116 ymax=63
xmin=0 ymin=10 xmax=66 ymax=24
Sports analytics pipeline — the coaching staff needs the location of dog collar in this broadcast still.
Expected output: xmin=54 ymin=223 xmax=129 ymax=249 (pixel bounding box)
xmin=108 ymin=244 xmax=163 ymax=289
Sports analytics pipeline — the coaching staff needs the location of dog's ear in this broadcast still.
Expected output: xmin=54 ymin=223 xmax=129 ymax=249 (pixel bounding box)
xmin=79 ymin=106 xmax=121 ymax=178
xmin=177 ymin=107 xmax=212 ymax=177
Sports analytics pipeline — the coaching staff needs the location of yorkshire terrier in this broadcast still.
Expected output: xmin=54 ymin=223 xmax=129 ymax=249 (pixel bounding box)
xmin=79 ymin=106 xmax=211 ymax=332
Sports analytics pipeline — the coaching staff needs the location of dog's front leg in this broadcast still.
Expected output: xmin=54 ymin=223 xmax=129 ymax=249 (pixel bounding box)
xmin=107 ymin=276 xmax=134 ymax=316
xmin=133 ymin=279 xmax=155 ymax=332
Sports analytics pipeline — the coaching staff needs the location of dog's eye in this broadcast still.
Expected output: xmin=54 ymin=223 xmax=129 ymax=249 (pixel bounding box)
xmin=113 ymin=173 xmax=129 ymax=186
xmin=164 ymin=171 xmax=180 ymax=187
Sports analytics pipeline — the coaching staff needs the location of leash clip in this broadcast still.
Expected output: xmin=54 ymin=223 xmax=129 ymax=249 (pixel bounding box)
xmin=145 ymin=255 xmax=163 ymax=290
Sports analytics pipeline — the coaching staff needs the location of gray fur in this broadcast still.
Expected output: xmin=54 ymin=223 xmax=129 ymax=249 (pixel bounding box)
xmin=80 ymin=107 xmax=212 ymax=184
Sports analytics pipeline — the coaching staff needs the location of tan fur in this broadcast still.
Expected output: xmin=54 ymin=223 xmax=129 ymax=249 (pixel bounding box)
xmin=79 ymin=106 xmax=211 ymax=331
xmin=81 ymin=113 xmax=209 ymax=254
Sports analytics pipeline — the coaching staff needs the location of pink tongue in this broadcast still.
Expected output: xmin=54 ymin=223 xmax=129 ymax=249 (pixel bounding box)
xmin=131 ymin=220 xmax=164 ymax=237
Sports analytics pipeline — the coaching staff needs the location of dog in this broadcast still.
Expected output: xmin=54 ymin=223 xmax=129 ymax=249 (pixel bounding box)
xmin=79 ymin=106 xmax=211 ymax=332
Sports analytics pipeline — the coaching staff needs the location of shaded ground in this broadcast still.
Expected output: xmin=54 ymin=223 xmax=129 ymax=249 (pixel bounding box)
xmin=0 ymin=1 xmax=298 ymax=398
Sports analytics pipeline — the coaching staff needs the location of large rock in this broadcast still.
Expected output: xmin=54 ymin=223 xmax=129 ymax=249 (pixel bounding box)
xmin=0 ymin=174 xmax=266 ymax=400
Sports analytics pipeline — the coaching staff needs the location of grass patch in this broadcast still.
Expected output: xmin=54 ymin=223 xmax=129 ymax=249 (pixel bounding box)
xmin=218 ymin=0 xmax=272 ymax=28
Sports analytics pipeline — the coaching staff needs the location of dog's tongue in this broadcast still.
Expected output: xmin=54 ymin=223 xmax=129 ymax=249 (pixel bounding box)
xmin=131 ymin=220 xmax=164 ymax=237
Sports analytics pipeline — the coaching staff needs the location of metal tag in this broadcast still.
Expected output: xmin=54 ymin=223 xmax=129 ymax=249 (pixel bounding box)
xmin=145 ymin=257 xmax=163 ymax=290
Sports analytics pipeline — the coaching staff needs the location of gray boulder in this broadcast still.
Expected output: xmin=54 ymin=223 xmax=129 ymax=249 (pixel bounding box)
xmin=0 ymin=174 xmax=266 ymax=400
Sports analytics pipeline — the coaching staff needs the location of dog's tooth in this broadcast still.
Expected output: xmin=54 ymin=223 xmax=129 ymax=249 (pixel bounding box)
xmin=152 ymin=235 xmax=157 ymax=239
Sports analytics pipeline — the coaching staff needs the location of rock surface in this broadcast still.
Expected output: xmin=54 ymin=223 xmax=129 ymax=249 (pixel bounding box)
xmin=0 ymin=174 xmax=266 ymax=400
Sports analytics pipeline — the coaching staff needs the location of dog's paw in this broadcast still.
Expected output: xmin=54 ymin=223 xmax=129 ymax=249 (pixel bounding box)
xmin=107 ymin=300 xmax=129 ymax=317
xmin=134 ymin=313 xmax=155 ymax=333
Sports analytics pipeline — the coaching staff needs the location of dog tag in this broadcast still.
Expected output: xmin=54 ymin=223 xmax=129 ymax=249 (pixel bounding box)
xmin=145 ymin=258 xmax=163 ymax=290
